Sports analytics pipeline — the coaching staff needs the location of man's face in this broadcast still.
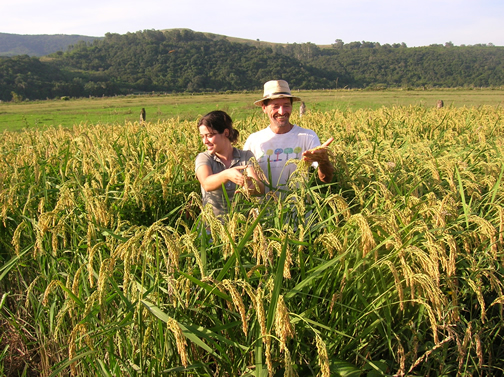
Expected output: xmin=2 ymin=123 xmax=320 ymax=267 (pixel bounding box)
xmin=262 ymin=98 xmax=292 ymax=130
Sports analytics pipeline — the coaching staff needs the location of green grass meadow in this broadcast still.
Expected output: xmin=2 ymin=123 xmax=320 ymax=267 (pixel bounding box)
xmin=1 ymin=88 xmax=503 ymax=132
xmin=1 ymin=89 xmax=504 ymax=376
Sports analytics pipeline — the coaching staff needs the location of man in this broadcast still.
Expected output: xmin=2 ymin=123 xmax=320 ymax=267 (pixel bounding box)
xmin=243 ymin=79 xmax=334 ymax=191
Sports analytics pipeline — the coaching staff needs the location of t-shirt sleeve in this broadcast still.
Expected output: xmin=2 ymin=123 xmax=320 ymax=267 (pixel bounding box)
xmin=310 ymin=131 xmax=321 ymax=150
xmin=243 ymin=135 xmax=252 ymax=151
xmin=243 ymin=134 xmax=262 ymax=161
xmin=195 ymin=152 xmax=211 ymax=173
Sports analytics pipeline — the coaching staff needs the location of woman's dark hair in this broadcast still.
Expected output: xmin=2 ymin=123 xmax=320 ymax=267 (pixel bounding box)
xmin=197 ymin=110 xmax=239 ymax=143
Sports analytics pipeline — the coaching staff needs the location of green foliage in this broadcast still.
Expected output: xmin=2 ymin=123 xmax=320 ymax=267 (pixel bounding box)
xmin=1 ymin=29 xmax=504 ymax=102
xmin=10 ymin=91 xmax=22 ymax=102
xmin=0 ymin=32 xmax=100 ymax=57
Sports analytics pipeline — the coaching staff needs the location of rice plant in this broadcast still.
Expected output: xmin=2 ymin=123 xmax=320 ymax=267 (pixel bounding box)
xmin=1 ymin=105 xmax=504 ymax=376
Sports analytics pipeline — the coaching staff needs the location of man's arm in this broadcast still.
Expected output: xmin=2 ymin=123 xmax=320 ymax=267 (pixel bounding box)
xmin=316 ymin=159 xmax=334 ymax=183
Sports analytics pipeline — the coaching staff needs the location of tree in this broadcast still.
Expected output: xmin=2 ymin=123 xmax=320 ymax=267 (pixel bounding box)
xmin=332 ymin=39 xmax=344 ymax=49
xmin=11 ymin=91 xmax=22 ymax=102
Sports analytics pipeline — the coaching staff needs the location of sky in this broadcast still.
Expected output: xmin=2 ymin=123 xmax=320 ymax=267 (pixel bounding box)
xmin=2 ymin=0 xmax=504 ymax=47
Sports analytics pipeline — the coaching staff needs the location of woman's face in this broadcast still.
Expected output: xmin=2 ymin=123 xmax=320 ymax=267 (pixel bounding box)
xmin=199 ymin=125 xmax=229 ymax=154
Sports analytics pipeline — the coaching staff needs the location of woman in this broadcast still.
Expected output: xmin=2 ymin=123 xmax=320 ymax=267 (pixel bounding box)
xmin=195 ymin=110 xmax=264 ymax=219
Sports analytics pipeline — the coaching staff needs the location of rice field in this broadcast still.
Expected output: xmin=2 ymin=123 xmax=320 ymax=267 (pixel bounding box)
xmin=1 ymin=104 xmax=504 ymax=376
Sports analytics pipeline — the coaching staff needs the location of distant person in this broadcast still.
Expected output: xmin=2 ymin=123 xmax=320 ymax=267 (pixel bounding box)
xmin=299 ymin=101 xmax=306 ymax=117
xmin=195 ymin=110 xmax=264 ymax=219
xmin=243 ymin=80 xmax=334 ymax=191
xmin=140 ymin=108 xmax=146 ymax=122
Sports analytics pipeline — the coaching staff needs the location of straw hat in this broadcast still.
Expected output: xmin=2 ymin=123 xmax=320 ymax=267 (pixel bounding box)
xmin=254 ymin=80 xmax=302 ymax=106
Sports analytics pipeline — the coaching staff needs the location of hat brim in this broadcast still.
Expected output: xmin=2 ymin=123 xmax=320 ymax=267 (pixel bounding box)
xmin=254 ymin=94 xmax=302 ymax=106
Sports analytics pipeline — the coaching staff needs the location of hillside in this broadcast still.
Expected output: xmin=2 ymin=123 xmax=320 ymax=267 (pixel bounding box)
xmin=0 ymin=29 xmax=296 ymax=58
xmin=1 ymin=29 xmax=503 ymax=102
xmin=0 ymin=32 xmax=101 ymax=57
xmin=162 ymin=28 xmax=286 ymax=49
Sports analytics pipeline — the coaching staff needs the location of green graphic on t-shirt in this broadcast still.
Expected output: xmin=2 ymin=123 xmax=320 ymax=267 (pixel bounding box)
xmin=284 ymin=147 xmax=293 ymax=160
xmin=294 ymin=146 xmax=302 ymax=159
xmin=263 ymin=146 xmax=302 ymax=162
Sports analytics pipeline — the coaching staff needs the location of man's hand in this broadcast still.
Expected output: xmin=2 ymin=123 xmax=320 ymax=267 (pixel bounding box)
xmin=302 ymin=137 xmax=334 ymax=183
xmin=301 ymin=137 xmax=334 ymax=163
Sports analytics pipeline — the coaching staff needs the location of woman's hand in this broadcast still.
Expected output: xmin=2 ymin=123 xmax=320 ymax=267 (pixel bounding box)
xmin=226 ymin=165 xmax=248 ymax=186
xmin=196 ymin=163 xmax=264 ymax=194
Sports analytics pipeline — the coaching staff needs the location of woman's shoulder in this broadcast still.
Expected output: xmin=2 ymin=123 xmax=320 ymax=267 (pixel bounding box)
xmin=234 ymin=148 xmax=254 ymax=158
xmin=195 ymin=151 xmax=212 ymax=164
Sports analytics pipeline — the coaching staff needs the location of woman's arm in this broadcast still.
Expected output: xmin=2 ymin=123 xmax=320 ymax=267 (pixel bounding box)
xmin=196 ymin=164 xmax=248 ymax=192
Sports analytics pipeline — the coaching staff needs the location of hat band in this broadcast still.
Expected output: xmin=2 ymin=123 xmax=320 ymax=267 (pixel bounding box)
xmin=266 ymin=91 xmax=291 ymax=98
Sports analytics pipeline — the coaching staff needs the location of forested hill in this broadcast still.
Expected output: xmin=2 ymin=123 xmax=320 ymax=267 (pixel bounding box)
xmin=0 ymin=32 xmax=100 ymax=57
xmin=1 ymin=29 xmax=503 ymax=102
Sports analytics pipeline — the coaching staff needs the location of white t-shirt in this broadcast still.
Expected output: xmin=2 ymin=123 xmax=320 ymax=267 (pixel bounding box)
xmin=243 ymin=124 xmax=321 ymax=190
